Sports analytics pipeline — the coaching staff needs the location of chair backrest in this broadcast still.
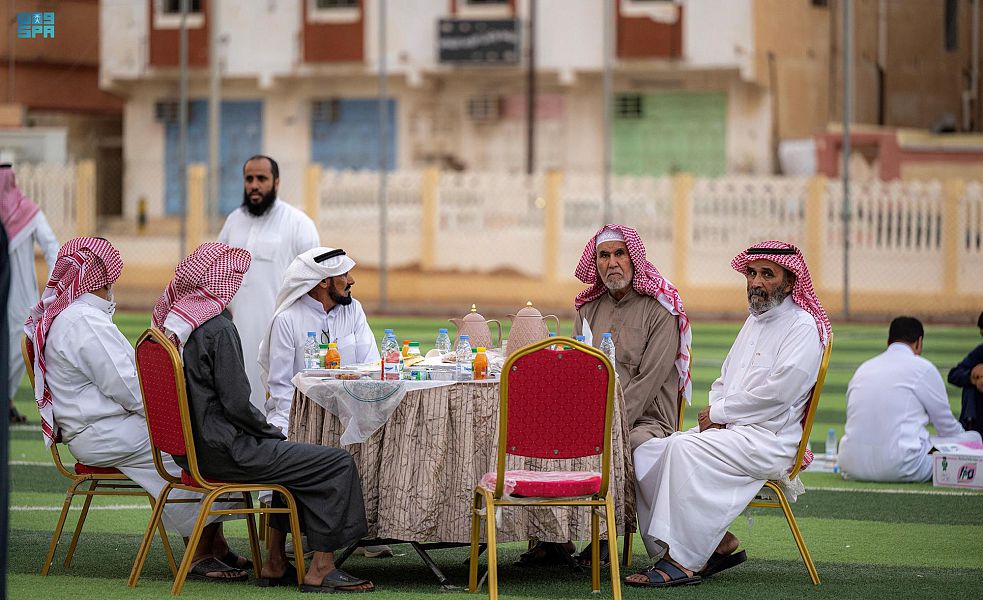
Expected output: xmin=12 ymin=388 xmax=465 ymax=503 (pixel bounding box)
xmin=495 ymin=336 xmax=616 ymax=497
xmin=134 ymin=328 xmax=207 ymax=486
xmin=788 ymin=334 xmax=834 ymax=479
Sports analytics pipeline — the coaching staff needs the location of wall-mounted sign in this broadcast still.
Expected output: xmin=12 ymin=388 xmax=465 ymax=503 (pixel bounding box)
xmin=438 ymin=19 xmax=521 ymax=65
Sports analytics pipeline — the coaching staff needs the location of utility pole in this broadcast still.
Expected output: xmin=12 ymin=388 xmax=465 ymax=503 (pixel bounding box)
xmin=178 ymin=0 xmax=189 ymax=257
xmin=377 ymin=0 xmax=389 ymax=311
xmin=841 ymin=0 xmax=852 ymax=319
xmin=525 ymin=0 xmax=536 ymax=175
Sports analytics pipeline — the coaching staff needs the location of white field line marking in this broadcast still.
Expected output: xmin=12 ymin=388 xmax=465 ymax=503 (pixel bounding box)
xmin=10 ymin=461 xmax=55 ymax=466
xmin=807 ymin=485 xmax=982 ymax=497
xmin=10 ymin=504 xmax=146 ymax=512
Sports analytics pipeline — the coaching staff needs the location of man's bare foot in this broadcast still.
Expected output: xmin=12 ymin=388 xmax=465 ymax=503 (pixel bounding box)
xmin=714 ymin=531 xmax=739 ymax=556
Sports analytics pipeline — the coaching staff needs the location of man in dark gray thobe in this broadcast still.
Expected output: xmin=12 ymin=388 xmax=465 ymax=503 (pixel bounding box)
xmin=153 ymin=242 xmax=373 ymax=593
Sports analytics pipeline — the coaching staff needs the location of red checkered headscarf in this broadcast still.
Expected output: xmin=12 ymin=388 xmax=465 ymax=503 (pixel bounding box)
xmin=731 ymin=240 xmax=831 ymax=346
xmin=153 ymin=242 xmax=251 ymax=350
xmin=0 ymin=166 xmax=41 ymax=243
xmin=24 ymin=237 xmax=123 ymax=447
xmin=575 ymin=224 xmax=693 ymax=403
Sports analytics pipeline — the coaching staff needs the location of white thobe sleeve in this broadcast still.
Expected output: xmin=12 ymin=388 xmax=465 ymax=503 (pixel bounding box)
xmin=917 ymin=365 xmax=966 ymax=437
xmin=709 ymin=322 xmax=822 ymax=426
xmin=707 ymin=351 xmax=733 ymax=406
xmin=217 ymin=215 xmax=232 ymax=244
xmin=353 ymin=305 xmax=380 ymax=363
xmin=33 ymin=213 xmax=59 ymax=273
xmin=293 ymin=215 xmax=320 ymax=256
xmin=74 ymin=318 xmax=144 ymax=416
xmin=266 ymin=314 xmax=298 ymax=433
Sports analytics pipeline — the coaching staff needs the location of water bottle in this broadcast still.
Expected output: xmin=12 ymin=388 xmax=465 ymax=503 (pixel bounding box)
xmin=599 ymin=332 xmax=616 ymax=368
xmin=825 ymin=428 xmax=838 ymax=458
xmin=435 ymin=328 xmax=452 ymax=354
xmin=456 ymin=335 xmax=473 ymax=381
xmin=575 ymin=335 xmax=586 ymax=343
xmin=382 ymin=333 xmax=402 ymax=380
xmin=304 ymin=331 xmax=319 ymax=369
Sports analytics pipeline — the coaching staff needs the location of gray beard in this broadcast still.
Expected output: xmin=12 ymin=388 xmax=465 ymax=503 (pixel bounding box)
xmin=748 ymin=287 xmax=789 ymax=316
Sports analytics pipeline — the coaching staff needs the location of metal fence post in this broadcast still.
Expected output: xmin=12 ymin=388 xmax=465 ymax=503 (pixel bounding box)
xmin=186 ymin=163 xmax=207 ymax=254
xmin=942 ymin=178 xmax=965 ymax=298
xmin=805 ymin=176 xmax=826 ymax=291
xmin=305 ymin=163 xmax=323 ymax=226
xmin=420 ymin=167 xmax=440 ymax=271
xmin=544 ymin=169 xmax=563 ymax=283
xmin=74 ymin=160 xmax=96 ymax=237
xmin=671 ymin=173 xmax=694 ymax=288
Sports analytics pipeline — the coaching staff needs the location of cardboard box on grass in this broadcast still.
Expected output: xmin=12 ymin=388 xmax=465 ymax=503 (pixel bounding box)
xmin=933 ymin=440 xmax=983 ymax=490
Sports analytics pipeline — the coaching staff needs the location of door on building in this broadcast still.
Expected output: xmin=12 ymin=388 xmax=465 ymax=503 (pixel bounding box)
xmin=612 ymin=91 xmax=726 ymax=177
xmin=310 ymin=98 xmax=396 ymax=170
xmin=164 ymin=99 xmax=263 ymax=215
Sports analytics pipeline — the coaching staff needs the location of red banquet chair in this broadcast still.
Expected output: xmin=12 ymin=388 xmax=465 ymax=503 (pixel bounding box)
xmin=20 ymin=336 xmax=178 ymax=577
xmin=468 ymin=337 xmax=622 ymax=600
xmin=127 ymin=327 xmax=307 ymax=596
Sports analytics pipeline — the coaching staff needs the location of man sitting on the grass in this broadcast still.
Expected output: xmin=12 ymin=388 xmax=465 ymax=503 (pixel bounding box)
xmin=838 ymin=316 xmax=982 ymax=483
xmin=25 ymin=237 xmax=248 ymax=581
xmin=154 ymin=242 xmax=374 ymax=593
xmin=627 ymin=240 xmax=829 ymax=588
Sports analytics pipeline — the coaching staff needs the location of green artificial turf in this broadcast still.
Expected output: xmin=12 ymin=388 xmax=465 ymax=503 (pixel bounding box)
xmin=7 ymin=315 xmax=982 ymax=599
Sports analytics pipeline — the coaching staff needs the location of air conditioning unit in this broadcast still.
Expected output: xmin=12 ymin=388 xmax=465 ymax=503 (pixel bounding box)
xmin=311 ymin=99 xmax=340 ymax=123
xmin=154 ymin=100 xmax=180 ymax=123
xmin=467 ymin=95 xmax=502 ymax=122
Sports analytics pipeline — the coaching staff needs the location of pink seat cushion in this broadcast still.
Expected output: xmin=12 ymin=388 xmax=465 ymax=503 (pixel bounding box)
xmin=180 ymin=470 xmax=227 ymax=487
xmin=479 ymin=470 xmax=602 ymax=498
xmin=74 ymin=463 xmax=122 ymax=475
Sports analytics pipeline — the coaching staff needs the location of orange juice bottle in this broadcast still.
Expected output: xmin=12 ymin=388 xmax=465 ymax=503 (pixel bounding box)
xmin=402 ymin=340 xmax=411 ymax=357
xmin=474 ymin=347 xmax=488 ymax=380
xmin=325 ymin=343 xmax=341 ymax=369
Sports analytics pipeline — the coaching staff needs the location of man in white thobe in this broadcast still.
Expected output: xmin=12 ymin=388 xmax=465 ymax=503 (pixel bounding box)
xmin=839 ymin=316 xmax=982 ymax=483
xmin=1 ymin=164 xmax=58 ymax=422
xmin=258 ymin=247 xmax=379 ymax=435
xmin=627 ymin=241 xmax=830 ymax=588
xmin=26 ymin=237 xmax=249 ymax=581
xmin=219 ymin=155 xmax=320 ymax=413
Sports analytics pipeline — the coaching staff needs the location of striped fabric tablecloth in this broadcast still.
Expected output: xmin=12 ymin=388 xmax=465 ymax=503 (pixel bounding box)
xmin=289 ymin=381 xmax=636 ymax=544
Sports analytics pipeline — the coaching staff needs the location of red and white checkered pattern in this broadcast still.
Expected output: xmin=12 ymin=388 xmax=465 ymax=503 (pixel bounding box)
xmin=24 ymin=237 xmax=123 ymax=447
xmin=731 ymin=240 xmax=831 ymax=346
xmin=575 ymin=224 xmax=693 ymax=404
xmin=152 ymin=242 xmax=251 ymax=348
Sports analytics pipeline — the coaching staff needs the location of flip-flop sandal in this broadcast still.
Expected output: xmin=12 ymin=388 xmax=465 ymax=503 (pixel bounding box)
xmin=300 ymin=569 xmax=375 ymax=594
xmin=256 ymin=562 xmax=298 ymax=588
xmin=697 ymin=549 xmax=747 ymax=578
xmin=515 ymin=542 xmax=577 ymax=568
xmin=576 ymin=540 xmax=610 ymax=568
xmin=188 ymin=557 xmax=249 ymax=582
xmin=624 ymin=558 xmax=702 ymax=588
xmin=220 ymin=550 xmax=254 ymax=571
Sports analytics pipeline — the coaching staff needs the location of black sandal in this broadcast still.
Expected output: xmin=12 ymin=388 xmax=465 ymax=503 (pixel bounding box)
xmin=697 ymin=549 xmax=747 ymax=578
xmin=220 ymin=550 xmax=254 ymax=571
xmin=188 ymin=557 xmax=248 ymax=582
xmin=300 ymin=569 xmax=375 ymax=593
xmin=515 ymin=542 xmax=578 ymax=568
xmin=256 ymin=562 xmax=297 ymax=588
xmin=576 ymin=540 xmax=610 ymax=568
xmin=625 ymin=558 xmax=702 ymax=588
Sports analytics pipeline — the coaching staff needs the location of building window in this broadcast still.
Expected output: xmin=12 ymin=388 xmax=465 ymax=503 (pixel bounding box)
xmin=154 ymin=0 xmax=204 ymax=29
xmin=615 ymin=94 xmax=643 ymax=119
xmin=458 ymin=0 xmax=511 ymax=18
xmin=308 ymin=0 xmax=360 ymax=23
xmin=620 ymin=0 xmax=679 ymax=23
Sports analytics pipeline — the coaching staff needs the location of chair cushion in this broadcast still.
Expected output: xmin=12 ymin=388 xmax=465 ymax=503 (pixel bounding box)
xmin=74 ymin=463 xmax=122 ymax=475
xmin=180 ymin=470 xmax=229 ymax=487
xmin=478 ymin=470 xmax=602 ymax=498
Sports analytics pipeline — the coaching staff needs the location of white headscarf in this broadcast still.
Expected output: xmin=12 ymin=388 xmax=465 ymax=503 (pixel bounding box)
xmin=258 ymin=247 xmax=356 ymax=390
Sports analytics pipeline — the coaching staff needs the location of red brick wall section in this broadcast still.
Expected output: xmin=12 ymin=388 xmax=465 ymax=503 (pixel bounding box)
xmin=616 ymin=3 xmax=682 ymax=59
xmin=148 ymin=0 xmax=209 ymax=67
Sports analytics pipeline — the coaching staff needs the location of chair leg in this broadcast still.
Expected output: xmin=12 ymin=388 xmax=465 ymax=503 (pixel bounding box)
xmin=775 ymin=488 xmax=821 ymax=585
xmin=590 ymin=505 xmax=601 ymax=592
xmin=129 ymin=484 xmax=172 ymax=588
xmin=171 ymin=491 xmax=219 ymax=596
xmin=63 ymin=482 xmax=98 ymax=568
xmin=41 ymin=480 xmax=82 ymax=575
xmin=258 ymin=512 xmax=268 ymax=542
xmin=484 ymin=494 xmax=499 ymax=600
xmin=468 ymin=491 xmax=482 ymax=593
xmin=605 ymin=498 xmax=623 ymax=600
xmin=242 ymin=493 xmax=263 ymax=578
xmin=148 ymin=495 xmax=178 ymax=576
xmin=282 ymin=491 xmax=307 ymax=587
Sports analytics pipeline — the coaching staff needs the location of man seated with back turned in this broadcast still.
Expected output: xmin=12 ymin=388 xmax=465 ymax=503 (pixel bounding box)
xmin=839 ymin=316 xmax=982 ymax=483
xmin=626 ymin=240 xmax=829 ymax=588
xmin=26 ymin=237 xmax=248 ymax=581
xmin=153 ymin=242 xmax=374 ymax=593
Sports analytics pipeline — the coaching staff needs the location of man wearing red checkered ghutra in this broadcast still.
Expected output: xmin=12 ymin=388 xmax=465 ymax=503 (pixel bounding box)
xmin=627 ymin=241 xmax=829 ymax=588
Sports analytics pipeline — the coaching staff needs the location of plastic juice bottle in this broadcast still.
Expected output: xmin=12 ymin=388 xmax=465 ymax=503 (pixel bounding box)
xmin=408 ymin=342 xmax=421 ymax=356
xmin=474 ymin=347 xmax=488 ymax=380
xmin=325 ymin=343 xmax=341 ymax=369
xmin=318 ymin=344 xmax=328 ymax=368
xmin=402 ymin=340 xmax=411 ymax=357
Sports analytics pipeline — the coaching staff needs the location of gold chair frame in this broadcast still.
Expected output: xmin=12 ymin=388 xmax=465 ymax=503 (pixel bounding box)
xmin=747 ymin=334 xmax=833 ymax=585
xmin=127 ymin=327 xmax=307 ymax=596
xmin=468 ymin=337 xmax=622 ymax=600
xmin=21 ymin=336 xmax=178 ymax=577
